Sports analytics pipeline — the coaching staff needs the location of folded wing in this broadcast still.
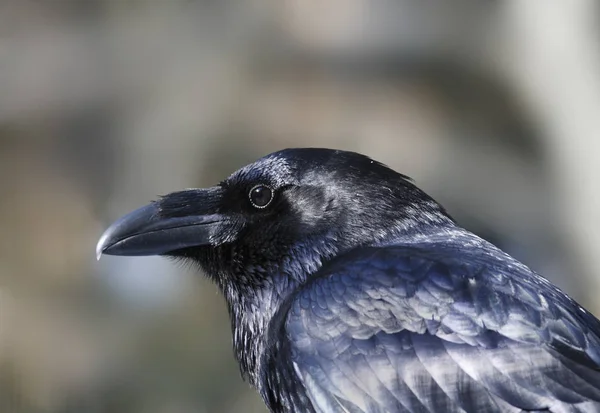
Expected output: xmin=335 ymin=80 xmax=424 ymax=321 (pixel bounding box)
xmin=285 ymin=246 xmax=600 ymax=413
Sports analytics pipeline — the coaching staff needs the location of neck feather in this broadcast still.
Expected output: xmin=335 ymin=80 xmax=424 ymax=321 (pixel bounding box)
xmin=217 ymin=236 xmax=339 ymax=385
xmin=209 ymin=208 xmax=456 ymax=385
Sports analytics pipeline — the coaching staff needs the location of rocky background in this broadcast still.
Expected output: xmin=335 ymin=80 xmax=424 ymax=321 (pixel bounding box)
xmin=1 ymin=1 xmax=600 ymax=412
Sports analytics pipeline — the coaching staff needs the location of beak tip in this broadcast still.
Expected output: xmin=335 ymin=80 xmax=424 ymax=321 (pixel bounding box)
xmin=95 ymin=202 xmax=159 ymax=260
xmin=96 ymin=230 xmax=110 ymax=261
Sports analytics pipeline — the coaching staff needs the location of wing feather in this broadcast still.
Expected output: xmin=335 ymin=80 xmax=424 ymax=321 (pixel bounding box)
xmin=284 ymin=244 xmax=600 ymax=412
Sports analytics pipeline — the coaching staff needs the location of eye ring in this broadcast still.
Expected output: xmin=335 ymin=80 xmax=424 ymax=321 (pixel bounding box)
xmin=249 ymin=185 xmax=274 ymax=209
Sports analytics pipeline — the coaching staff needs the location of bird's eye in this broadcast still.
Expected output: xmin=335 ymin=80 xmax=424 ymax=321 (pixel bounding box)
xmin=249 ymin=185 xmax=274 ymax=209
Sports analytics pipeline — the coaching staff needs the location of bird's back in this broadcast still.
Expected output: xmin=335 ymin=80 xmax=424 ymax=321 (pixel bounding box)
xmin=264 ymin=229 xmax=600 ymax=413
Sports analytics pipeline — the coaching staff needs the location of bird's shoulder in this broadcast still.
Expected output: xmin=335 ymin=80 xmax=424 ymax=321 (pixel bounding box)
xmin=284 ymin=232 xmax=600 ymax=356
xmin=271 ymin=232 xmax=600 ymax=412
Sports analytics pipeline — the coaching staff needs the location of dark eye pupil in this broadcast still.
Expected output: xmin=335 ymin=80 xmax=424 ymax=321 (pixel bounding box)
xmin=250 ymin=185 xmax=273 ymax=208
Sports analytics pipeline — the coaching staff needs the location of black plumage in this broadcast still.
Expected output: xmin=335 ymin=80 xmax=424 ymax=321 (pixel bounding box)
xmin=97 ymin=148 xmax=600 ymax=412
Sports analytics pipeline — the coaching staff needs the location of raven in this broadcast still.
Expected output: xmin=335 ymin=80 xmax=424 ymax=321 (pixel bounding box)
xmin=97 ymin=148 xmax=600 ymax=413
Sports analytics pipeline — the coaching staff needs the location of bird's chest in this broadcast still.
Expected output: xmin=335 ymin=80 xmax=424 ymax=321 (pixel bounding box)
xmin=259 ymin=339 xmax=316 ymax=413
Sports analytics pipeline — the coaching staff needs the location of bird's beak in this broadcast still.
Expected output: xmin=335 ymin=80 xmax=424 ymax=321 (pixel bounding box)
xmin=96 ymin=188 xmax=224 ymax=260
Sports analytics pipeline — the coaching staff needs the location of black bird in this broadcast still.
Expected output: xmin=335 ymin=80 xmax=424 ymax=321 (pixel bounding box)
xmin=97 ymin=148 xmax=600 ymax=413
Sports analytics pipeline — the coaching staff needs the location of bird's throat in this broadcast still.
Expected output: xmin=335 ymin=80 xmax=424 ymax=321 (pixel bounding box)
xmin=227 ymin=273 xmax=301 ymax=386
xmin=217 ymin=238 xmax=340 ymax=385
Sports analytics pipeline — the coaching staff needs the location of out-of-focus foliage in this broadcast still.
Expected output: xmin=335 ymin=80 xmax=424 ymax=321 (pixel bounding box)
xmin=1 ymin=1 xmax=600 ymax=412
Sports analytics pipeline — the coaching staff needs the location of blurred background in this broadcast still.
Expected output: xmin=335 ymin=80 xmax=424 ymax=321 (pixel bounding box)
xmin=1 ymin=1 xmax=600 ymax=412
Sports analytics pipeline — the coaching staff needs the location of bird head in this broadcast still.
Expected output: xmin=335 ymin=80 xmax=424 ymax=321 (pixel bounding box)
xmin=97 ymin=148 xmax=453 ymax=291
